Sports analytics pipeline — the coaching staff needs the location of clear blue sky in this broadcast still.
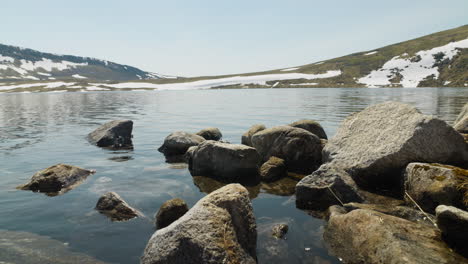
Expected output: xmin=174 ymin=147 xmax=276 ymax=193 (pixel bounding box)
xmin=1 ymin=0 xmax=467 ymax=77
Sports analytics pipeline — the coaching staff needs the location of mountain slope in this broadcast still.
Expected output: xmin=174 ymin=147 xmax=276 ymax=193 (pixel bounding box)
xmin=0 ymin=44 xmax=166 ymax=82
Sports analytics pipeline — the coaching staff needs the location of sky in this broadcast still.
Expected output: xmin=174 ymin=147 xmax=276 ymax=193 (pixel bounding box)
xmin=1 ymin=0 xmax=467 ymax=77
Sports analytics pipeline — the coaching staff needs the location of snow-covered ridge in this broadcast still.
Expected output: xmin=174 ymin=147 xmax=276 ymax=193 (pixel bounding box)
xmin=358 ymin=38 xmax=468 ymax=87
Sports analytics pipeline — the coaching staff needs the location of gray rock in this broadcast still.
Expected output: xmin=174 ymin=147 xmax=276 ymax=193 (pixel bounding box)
xmin=189 ymin=141 xmax=261 ymax=183
xmin=184 ymin=145 xmax=198 ymax=165
xmin=17 ymin=164 xmax=95 ymax=195
xmin=141 ymin=184 xmax=257 ymax=264
xmin=271 ymin=224 xmax=288 ymax=239
xmin=156 ymin=198 xmax=189 ymax=229
xmin=323 ymin=101 xmax=468 ymax=190
xmin=95 ymin=192 xmax=139 ymax=221
xmin=158 ymin=131 xmax=205 ymax=156
xmin=251 ymin=126 xmax=323 ymax=174
xmin=196 ymin=127 xmax=222 ymax=141
xmin=324 ymin=208 xmax=467 ymax=264
xmin=404 ymin=163 xmax=467 ymax=213
xmin=259 ymin=156 xmax=287 ymax=182
xmin=88 ymin=120 xmax=133 ymax=148
xmin=295 ymin=165 xmax=363 ymax=210
xmin=289 ymin=119 xmax=327 ymax=139
xmin=241 ymin=124 xmax=266 ymax=146
xmin=436 ymin=205 xmax=468 ymax=255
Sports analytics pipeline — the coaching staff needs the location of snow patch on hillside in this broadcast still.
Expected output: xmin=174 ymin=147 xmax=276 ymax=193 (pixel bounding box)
xmin=364 ymin=51 xmax=378 ymax=56
xmin=20 ymin=59 xmax=88 ymax=72
xmin=358 ymin=38 xmax=468 ymax=87
xmin=280 ymin=67 xmax=299 ymax=72
xmin=0 ymin=82 xmax=76 ymax=91
xmin=0 ymin=55 xmax=15 ymax=62
xmin=72 ymin=74 xmax=87 ymax=79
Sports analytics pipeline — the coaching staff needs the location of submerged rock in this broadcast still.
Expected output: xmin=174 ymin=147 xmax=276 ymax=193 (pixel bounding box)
xmin=296 ymin=165 xmax=363 ymax=210
xmin=454 ymin=103 xmax=468 ymax=133
xmin=436 ymin=205 xmax=468 ymax=256
xmin=259 ymin=156 xmax=287 ymax=182
xmin=251 ymin=126 xmax=323 ymax=174
xmin=158 ymin=131 xmax=205 ymax=156
xmin=17 ymin=164 xmax=95 ymax=195
xmin=141 ymin=184 xmax=257 ymax=264
xmin=88 ymin=120 xmax=133 ymax=149
xmin=271 ymin=223 xmax=288 ymax=239
xmin=404 ymin=163 xmax=468 ymax=213
xmin=289 ymin=119 xmax=327 ymax=139
xmin=323 ymin=101 xmax=468 ymax=190
xmin=155 ymin=198 xmax=189 ymax=229
xmin=189 ymin=141 xmax=261 ymax=183
xmin=324 ymin=208 xmax=467 ymax=264
xmin=196 ymin=127 xmax=222 ymax=141
xmin=241 ymin=124 xmax=266 ymax=146
xmin=192 ymin=176 xmax=260 ymax=199
xmin=95 ymin=192 xmax=139 ymax=221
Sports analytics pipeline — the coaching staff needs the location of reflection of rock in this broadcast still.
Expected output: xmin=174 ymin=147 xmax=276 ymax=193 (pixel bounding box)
xmin=17 ymin=164 xmax=95 ymax=196
xmin=108 ymin=155 xmax=133 ymax=162
xmin=155 ymin=198 xmax=189 ymax=229
xmin=192 ymin=176 xmax=260 ymax=199
xmin=95 ymin=192 xmax=139 ymax=221
xmin=88 ymin=120 xmax=133 ymax=149
xmin=260 ymin=177 xmax=298 ymax=196
xmin=196 ymin=127 xmax=222 ymax=141
xmin=158 ymin=131 xmax=205 ymax=156
xmin=0 ymin=230 xmax=106 ymax=264
xmin=289 ymin=119 xmax=327 ymax=139
xmin=257 ymin=218 xmax=293 ymax=263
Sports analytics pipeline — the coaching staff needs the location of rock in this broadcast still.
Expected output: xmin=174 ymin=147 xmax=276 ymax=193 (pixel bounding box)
xmin=251 ymin=126 xmax=323 ymax=174
xmin=155 ymin=198 xmax=189 ymax=229
xmin=184 ymin=146 xmax=198 ymax=165
xmin=189 ymin=141 xmax=261 ymax=183
xmin=324 ymin=208 xmax=467 ymax=264
xmin=17 ymin=164 xmax=95 ymax=195
xmin=404 ymin=163 xmax=467 ymax=213
xmin=196 ymin=127 xmax=222 ymax=141
xmin=192 ymin=176 xmax=260 ymax=199
xmin=158 ymin=131 xmax=205 ymax=156
xmin=88 ymin=120 xmax=133 ymax=148
xmin=141 ymin=184 xmax=257 ymax=264
xmin=259 ymin=156 xmax=287 ymax=182
xmin=323 ymin=101 xmax=468 ymax=190
xmin=296 ymin=165 xmax=363 ymax=210
xmin=271 ymin=224 xmax=288 ymax=239
xmin=454 ymin=103 xmax=468 ymax=133
xmin=95 ymin=192 xmax=139 ymax=221
xmin=289 ymin=119 xmax=327 ymax=139
xmin=241 ymin=124 xmax=266 ymax=146
xmin=436 ymin=205 xmax=468 ymax=255
xmin=260 ymin=176 xmax=299 ymax=196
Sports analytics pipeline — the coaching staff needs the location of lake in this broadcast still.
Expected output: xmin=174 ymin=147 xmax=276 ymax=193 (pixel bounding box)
xmin=0 ymin=88 xmax=467 ymax=264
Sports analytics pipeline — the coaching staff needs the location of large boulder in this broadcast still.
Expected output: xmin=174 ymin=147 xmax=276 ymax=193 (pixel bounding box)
xmin=196 ymin=127 xmax=222 ymax=141
xmin=296 ymin=165 xmax=363 ymax=210
xmin=436 ymin=205 xmax=468 ymax=256
xmin=189 ymin=141 xmax=261 ymax=183
xmin=95 ymin=192 xmax=139 ymax=221
xmin=259 ymin=156 xmax=287 ymax=182
xmin=17 ymin=164 xmax=95 ymax=195
xmin=323 ymin=101 xmax=468 ymax=190
xmin=141 ymin=184 xmax=257 ymax=264
xmin=155 ymin=198 xmax=189 ymax=229
xmin=241 ymin=124 xmax=266 ymax=146
xmin=289 ymin=119 xmax=327 ymax=139
xmin=158 ymin=131 xmax=205 ymax=156
xmin=88 ymin=120 xmax=133 ymax=148
xmin=404 ymin=163 xmax=467 ymax=213
xmin=454 ymin=103 xmax=468 ymax=133
xmin=251 ymin=126 xmax=323 ymax=174
xmin=324 ymin=208 xmax=467 ymax=264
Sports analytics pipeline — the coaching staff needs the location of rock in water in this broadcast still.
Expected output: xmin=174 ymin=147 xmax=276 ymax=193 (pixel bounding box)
xmin=259 ymin=156 xmax=287 ymax=182
xmin=295 ymin=165 xmax=363 ymax=210
xmin=17 ymin=164 xmax=95 ymax=195
xmin=88 ymin=120 xmax=133 ymax=148
xmin=271 ymin=224 xmax=288 ymax=239
xmin=454 ymin=103 xmax=468 ymax=133
xmin=323 ymin=101 xmax=468 ymax=190
xmin=196 ymin=127 xmax=222 ymax=141
xmin=95 ymin=192 xmax=139 ymax=221
xmin=289 ymin=119 xmax=327 ymax=139
xmin=324 ymin=208 xmax=467 ymax=264
xmin=251 ymin=126 xmax=323 ymax=174
xmin=158 ymin=131 xmax=205 ymax=156
xmin=404 ymin=163 xmax=467 ymax=213
xmin=141 ymin=184 xmax=257 ymax=264
xmin=241 ymin=124 xmax=266 ymax=146
xmin=189 ymin=141 xmax=261 ymax=183
xmin=155 ymin=198 xmax=189 ymax=229
xmin=436 ymin=205 xmax=468 ymax=256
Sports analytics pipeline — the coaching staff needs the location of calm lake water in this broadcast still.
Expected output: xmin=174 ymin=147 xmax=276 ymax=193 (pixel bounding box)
xmin=0 ymin=88 xmax=467 ymax=264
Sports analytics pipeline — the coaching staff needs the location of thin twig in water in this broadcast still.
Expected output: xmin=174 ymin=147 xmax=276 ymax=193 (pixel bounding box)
xmin=405 ymin=191 xmax=437 ymax=227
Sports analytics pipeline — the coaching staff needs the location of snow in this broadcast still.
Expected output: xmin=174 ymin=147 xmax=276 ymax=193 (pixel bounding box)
xmin=291 ymin=82 xmax=318 ymax=85
xmin=72 ymin=74 xmax=87 ymax=79
xmin=280 ymin=67 xmax=299 ymax=72
xmin=358 ymin=38 xmax=468 ymax=88
xmin=364 ymin=51 xmax=378 ymax=56
xmin=20 ymin=58 xmax=88 ymax=72
xmin=271 ymin=82 xmax=279 ymax=88
xmin=85 ymin=86 xmax=110 ymax=91
xmin=444 ymin=81 xmax=451 ymax=85
xmin=37 ymin=72 xmax=52 ymax=76
xmin=315 ymin=62 xmax=324 ymax=65
xmin=25 ymin=76 xmax=40 ymax=80
xmin=0 ymin=55 xmax=15 ymax=62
